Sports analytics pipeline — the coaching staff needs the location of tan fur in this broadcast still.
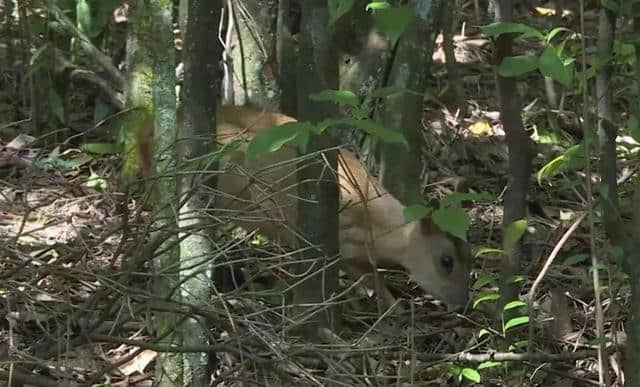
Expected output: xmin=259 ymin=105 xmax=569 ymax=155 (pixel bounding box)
xmin=214 ymin=105 xmax=471 ymax=310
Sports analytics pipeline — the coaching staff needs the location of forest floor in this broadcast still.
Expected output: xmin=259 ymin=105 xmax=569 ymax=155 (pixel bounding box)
xmin=0 ymin=3 xmax=630 ymax=387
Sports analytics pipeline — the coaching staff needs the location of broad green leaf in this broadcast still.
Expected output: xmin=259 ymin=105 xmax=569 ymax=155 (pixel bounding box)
xmin=246 ymin=122 xmax=313 ymax=158
xmin=477 ymin=361 xmax=502 ymax=370
xmin=537 ymin=153 xmax=565 ymax=184
xmin=472 ymin=273 xmax=499 ymax=290
xmin=538 ymin=46 xmax=572 ymax=86
xmin=309 ymin=89 xmax=359 ymax=107
xmin=372 ymin=5 xmax=413 ymax=46
xmin=338 ymin=118 xmax=408 ymax=147
xmin=371 ymin=85 xmax=404 ymax=98
xmin=503 ymin=300 xmax=527 ymax=311
xmin=504 ymin=219 xmax=527 ymax=250
xmin=481 ymin=22 xmax=544 ymax=40
xmin=504 ymin=316 xmax=529 ymax=331
xmin=473 ymin=292 xmax=501 ymax=309
xmin=432 ymin=207 xmax=470 ymax=241
xmin=366 ymin=1 xmax=391 ymax=11
xmin=403 ymin=204 xmax=430 ymax=223
xmin=82 ymin=142 xmax=121 ymax=155
xmin=546 ymin=27 xmax=573 ymax=43
xmin=498 ymin=55 xmax=538 ymax=77
xmin=537 ymin=143 xmax=585 ymax=184
xmin=48 ymin=89 xmax=65 ymax=123
xmin=328 ymin=0 xmax=357 ymax=28
xmin=76 ymin=0 xmax=92 ymax=35
xmin=562 ymin=254 xmax=589 ymax=266
xmin=461 ymin=368 xmax=481 ymax=383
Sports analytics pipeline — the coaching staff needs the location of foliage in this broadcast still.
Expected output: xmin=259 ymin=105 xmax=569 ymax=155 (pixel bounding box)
xmin=482 ymin=22 xmax=575 ymax=87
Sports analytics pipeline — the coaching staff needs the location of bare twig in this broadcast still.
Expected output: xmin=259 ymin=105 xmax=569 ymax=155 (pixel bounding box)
xmin=527 ymin=212 xmax=586 ymax=353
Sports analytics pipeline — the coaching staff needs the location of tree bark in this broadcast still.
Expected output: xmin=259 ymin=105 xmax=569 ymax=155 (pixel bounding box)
xmin=379 ymin=0 xmax=443 ymax=206
xmin=126 ymin=0 xmax=180 ymax=385
xmin=177 ymin=0 xmax=222 ymax=385
xmin=292 ymin=0 xmax=340 ymax=335
xmin=492 ymin=0 xmax=532 ymax=315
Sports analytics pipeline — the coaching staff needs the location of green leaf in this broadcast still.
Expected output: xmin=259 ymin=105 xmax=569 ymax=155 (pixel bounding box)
xmin=328 ymin=0 xmax=356 ymax=28
xmin=371 ymin=85 xmax=404 ymax=98
xmin=473 ymin=292 xmax=501 ymax=309
xmin=481 ymin=22 xmax=544 ymax=40
xmin=508 ymin=274 xmax=526 ymax=283
xmin=474 ymin=247 xmax=505 ymax=257
xmin=477 ymin=361 xmax=502 ymax=370
xmin=461 ymin=368 xmax=481 ymax=383
xmin=503 ymin=300 xmax=527 ymax=311
xmin=86 ymin=169 xmax=107 ymax=190
xmin=546 ymin=27 xmax=573 ymax=43
xmin=504 ymin=316 xmax=529 ymax=332
xmin=472 ymin=274 xmax=499 ymax=290
xmin=48 ymin=89 xmax=65 ymax=123
xmin=246 ymin=122 xmax=313 ymax=158
xmin=498 ymin=55 xmax=538 ymax=77
xmin=82 ymin=142 xmax=121 ymax=155
xmin=590 ymin=335 xmax=613 ymax=346
xmin=403 ymin=204 xmax=430 ymax=223
xmin=372 ymin=5 xmax=413 ymax=46
xmin=478 ymin=328 xmax=492 ymax=338
xmin=504 ymin=219 xmax=527 ymax=249
xmin=562 ymin=254 xmax=589 ymax=266
xmin=538 ymin=46 xmax=572 ymax=86
xmin=337 ymin=118 xmax=408 ymax=147
xmin=432 ymin=207 xmax=470 ymax=241
xmin=309 ymin=89 xmax=359 ymax=107
xmin=76 ymin=0 xmax=92 ymax=35
xmin=366 ymin=1 xmax=391 ymax=11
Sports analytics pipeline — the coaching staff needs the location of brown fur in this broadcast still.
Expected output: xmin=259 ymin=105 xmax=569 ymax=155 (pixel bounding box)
xmin=213 ymin=105 xmax=471 ymax=310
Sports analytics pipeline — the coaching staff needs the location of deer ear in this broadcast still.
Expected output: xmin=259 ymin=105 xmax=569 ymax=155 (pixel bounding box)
xmin=420 ymin=217 xmax=442 ymax=236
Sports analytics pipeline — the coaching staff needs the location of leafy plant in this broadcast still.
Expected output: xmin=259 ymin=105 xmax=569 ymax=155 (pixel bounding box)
xmin=482 ymin=22 xmax=576 ymax=87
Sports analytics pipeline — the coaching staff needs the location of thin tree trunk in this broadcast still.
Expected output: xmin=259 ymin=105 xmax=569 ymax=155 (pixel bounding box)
xmin=126 ymin=1 xmax=180 ymax=385
xmin=292 ymin=0 xmax=340 ymax=336
xmin=379 ymin=0 xmax=443 ymax=206
xmin=492 ymin=0 xmax=532 ymax=314
xmin=177 ymin=0 xmax=222 ymax=385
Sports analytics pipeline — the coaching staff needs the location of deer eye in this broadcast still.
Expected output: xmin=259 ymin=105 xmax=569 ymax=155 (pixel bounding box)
xmin=440 ymin=255 xmax=454 ymax=274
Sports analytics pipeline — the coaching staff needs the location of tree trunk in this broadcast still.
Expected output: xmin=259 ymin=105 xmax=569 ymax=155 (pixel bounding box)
xmin=126 ymin=1 xmax=180 ymax=385
xmin=492 ymin=0 xmax=532 ymax=315
xmin=622 ymin=4 xmax=640 ymax=385
xmin=292 ymin=0 xmax=340 ymax=336
xmin=276 ymin=0 xmax=297 ymax=116
xmin=177 ymin=0 xmax=222 ymax=385
xmin=379 ymin=0 xmax=443 ymax=206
